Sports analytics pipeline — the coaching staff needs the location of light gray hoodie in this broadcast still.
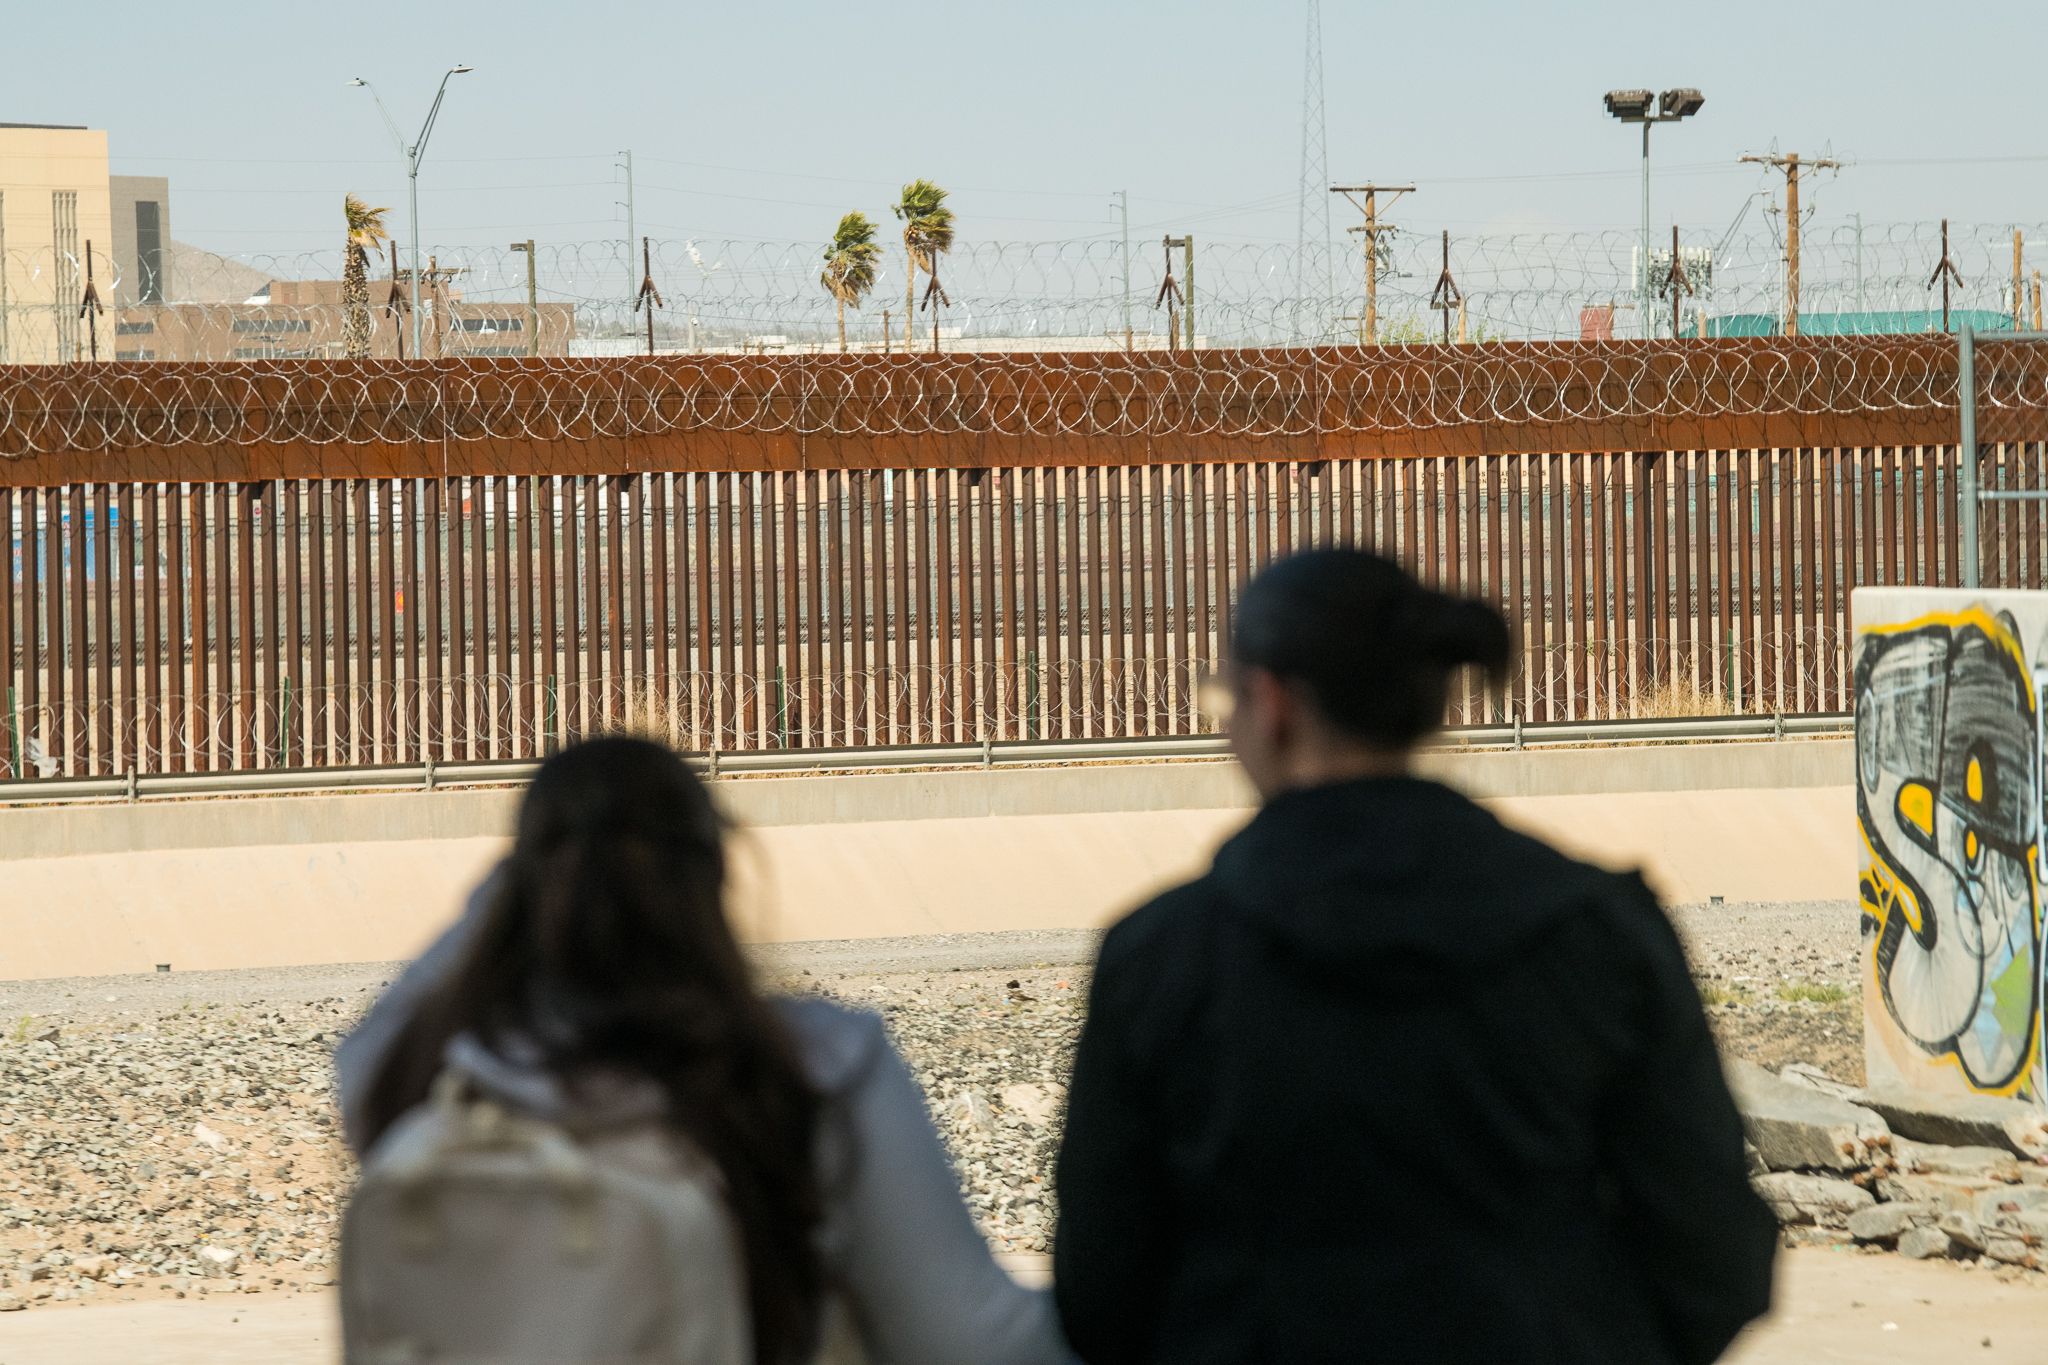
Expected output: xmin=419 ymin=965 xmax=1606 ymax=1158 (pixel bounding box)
xmin=334 ymin=876 xmax=1075 ymax=1365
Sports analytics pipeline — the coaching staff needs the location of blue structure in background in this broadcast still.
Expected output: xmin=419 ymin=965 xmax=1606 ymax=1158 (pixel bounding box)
xmin=1694 ymin=309 xmax=2018 ymax=339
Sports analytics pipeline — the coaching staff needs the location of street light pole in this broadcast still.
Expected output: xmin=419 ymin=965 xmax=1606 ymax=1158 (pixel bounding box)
xmin=351 ymin=65 xmax=474 ymax=360
xmin=1603 ymin=88 xmax=1703 ymax=339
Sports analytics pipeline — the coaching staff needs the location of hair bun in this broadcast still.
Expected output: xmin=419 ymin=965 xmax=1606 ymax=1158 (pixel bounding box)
xmin=1421 ymin=594 xmax=1512 ymax=673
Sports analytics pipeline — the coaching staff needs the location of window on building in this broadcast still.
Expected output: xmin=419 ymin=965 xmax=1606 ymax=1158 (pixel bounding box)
xmin=135 ymin=202 xmax=164 ymax=304
xmin=231 ymin=319 xmax=313 ymax=334
xmin=116 ymin=320 xmax=155 ymax=336
xmin=454 ymin=316 xmax=522 ymax=332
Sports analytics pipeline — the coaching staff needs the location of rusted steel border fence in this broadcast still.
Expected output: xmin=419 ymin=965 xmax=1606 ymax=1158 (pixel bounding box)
xmin=1 ymin=444 xmax=2020 ymax=781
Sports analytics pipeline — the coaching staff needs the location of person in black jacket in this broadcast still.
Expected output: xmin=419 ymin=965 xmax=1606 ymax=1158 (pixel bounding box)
xmin=1054 ymin=549 xmax=1776 ymax=1365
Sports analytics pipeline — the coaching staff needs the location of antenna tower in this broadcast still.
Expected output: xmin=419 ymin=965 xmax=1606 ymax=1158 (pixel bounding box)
xmin=1295 ymin=0 xmax=1332 ymax=339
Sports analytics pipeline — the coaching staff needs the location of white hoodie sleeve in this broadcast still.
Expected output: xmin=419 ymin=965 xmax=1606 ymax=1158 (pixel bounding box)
xmin=783 ymin=999 xmax=1076 ymax=1365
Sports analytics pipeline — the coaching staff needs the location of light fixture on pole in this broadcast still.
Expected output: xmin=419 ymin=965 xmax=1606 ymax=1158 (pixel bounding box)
xmin=350 ymin=65 xmax=474 ymax=360
xmin=1603 ymin=86 xmax=1703 ymax=337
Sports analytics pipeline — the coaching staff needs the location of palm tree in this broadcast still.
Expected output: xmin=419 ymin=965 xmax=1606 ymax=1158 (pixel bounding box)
xmin=820 ymin=212 xmax=883 ymax=352
xmin=342 ymin=193 xmax=393 ymax=359
xmin=891 ymin=179 xmax=956 ymax=348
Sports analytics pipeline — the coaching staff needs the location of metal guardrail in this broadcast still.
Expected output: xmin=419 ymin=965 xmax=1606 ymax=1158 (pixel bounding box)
xmin=0 ymin=711 xmax=1851 ymax=807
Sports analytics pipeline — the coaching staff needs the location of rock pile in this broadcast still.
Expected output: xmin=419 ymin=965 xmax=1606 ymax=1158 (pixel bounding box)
xmin=1730 ymin=1057 xmax=2048 ymax=1280
xmin=0 ymin=996 xmax=365 ymax=1312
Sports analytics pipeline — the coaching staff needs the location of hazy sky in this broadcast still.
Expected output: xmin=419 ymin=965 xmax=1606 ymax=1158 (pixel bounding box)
xmin=7 ymin=0 xmax=2043 ymax=258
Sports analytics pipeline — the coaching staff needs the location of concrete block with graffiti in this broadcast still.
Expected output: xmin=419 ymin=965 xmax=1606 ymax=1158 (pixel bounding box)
xmin=1855 ymin=587 xmax=2046 ymax=1105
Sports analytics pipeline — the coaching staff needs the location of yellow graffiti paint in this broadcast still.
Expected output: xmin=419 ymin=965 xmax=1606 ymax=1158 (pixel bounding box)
xmin=1858 ymin=823 xmax=1925 ymax=934
xmin=1897 ymin=781 xmax=1936 ymax=836
xmin=1967 ymin=756 xmax=1985 ymax=803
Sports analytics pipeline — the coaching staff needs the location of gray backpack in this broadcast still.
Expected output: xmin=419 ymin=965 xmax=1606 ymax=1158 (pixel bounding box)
xmin=341 ymin=1072 xmax=751 ymax=1365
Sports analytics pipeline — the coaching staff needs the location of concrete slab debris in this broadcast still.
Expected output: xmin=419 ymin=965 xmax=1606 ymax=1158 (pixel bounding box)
xmin=1752 ymin=1172 xmax=1876 ymax=1228
xmin=1854 ymin=1084 xmax=2048 ymax=1159
xmin=1726 ymin=1058 xmax=1890 ymax=1171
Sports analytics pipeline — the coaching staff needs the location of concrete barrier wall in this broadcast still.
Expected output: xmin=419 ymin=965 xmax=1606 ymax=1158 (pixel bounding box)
xmin=0 ymin=740 xmax=1854 ymax=982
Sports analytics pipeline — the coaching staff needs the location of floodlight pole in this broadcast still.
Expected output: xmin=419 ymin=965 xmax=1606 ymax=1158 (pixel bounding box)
xmin=352 ymin=66 xmax=473 ymax=361
xmin=1606 ymin=90 xmax=1702 ymax=339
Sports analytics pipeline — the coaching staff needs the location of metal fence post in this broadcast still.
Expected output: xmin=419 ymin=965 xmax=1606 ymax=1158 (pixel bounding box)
xmin=1961 ymin=323 xmax=1979 ymax=589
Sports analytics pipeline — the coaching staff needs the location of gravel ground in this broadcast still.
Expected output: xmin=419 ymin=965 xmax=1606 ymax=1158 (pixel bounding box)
xmin=0 ymin=903 xmax=1869 ymax=1313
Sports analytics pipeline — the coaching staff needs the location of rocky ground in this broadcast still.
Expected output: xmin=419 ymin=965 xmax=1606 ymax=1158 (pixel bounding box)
xmin=0 ymin=900 xmax=2008 ymax=1315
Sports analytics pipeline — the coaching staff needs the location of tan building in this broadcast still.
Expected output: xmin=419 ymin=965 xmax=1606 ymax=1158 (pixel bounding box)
xmin=110 ymin=174 xmax=170 ymax=305
xmin=0 ymin=123 xmax=115 ymax=363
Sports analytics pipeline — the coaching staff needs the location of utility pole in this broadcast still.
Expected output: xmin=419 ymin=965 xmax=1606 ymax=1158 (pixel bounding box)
xmin=1663 ymin=224 xmax=1694 ymax=339
xmin=1154 ymin=237 xmax=1184 ymax=352
xmin=634 ymin=236 xmax=664 ymax=355
xmin=80 ymin=240 xmax=103 ymax=362
xmin=2015 ymin=228 xmax=2025 ymax=331
xmin=1428 ymin=230 xmax=1462 ymax=345
xmin=509 ymin=239 xmax=537 ymax=356
xmin=1118 ymin=192 xmax=1133 ymax=348
xmin=1741 ymin=150 xmax=1841 ymax=337
xmin=1182 ymin=235 xmax=1195 ymax=348
xmin=1929 ymin=219 xmax=1964 ymax=335
xmin=618 ymin=150 xmax=636 ymax=306
xmin=1331 ymin=185 xmax=1413 ymax=345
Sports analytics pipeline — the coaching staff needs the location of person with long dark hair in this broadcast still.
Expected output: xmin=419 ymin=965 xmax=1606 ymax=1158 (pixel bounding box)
xmin=336 ymin=736 xmax=1073 ymax=1365
xmin=1053 ymin=549 xmax=1776 ymax=1365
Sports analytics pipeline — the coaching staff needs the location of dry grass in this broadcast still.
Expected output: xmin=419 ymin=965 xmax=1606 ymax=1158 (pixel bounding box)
xmin=1631 ymin=676 xmax=1765 ymax=719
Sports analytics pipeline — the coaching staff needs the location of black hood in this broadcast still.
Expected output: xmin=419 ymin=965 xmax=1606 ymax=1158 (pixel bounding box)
xmin=1210 ymin=775 xmax=1634 ymax=962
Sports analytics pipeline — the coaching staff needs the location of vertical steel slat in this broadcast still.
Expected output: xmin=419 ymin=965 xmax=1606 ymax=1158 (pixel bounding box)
xmin=70 ymin=485 xmax=90 ymax=772
xmin=1692 ymin=452 xmax=1711 ymax=694
xmin=689 ymin=474 xmax=710 ymax=750
xmin=717 ymin=473 xmax=737 ymax=749
xmin=1614 ymin=456 xmax=1633 ymax=713
xmin=1945 ymin=445 xmax=1961 ymax=587
xmin=1587 ymin=457 xmax=1609 ymax=717
xmin=496 ymin=477 xmax=517 ymax=757
xmin=1673 ymin=454 xmax=1693 ymax=693
xmin=1820 ymin=449 xmax=1840 ymax=708
xmin=650 ymin=474 xmax=671 ymax=744
xmin=1506 ymin=456 xmax=1525 ymax=719
xmin=349 ymin=479 xmax=371 ymax=767
xmin=449 ymin=477 xmax=472 ymax=757
xmin=396 ymin=480 xmax=417 ymax=764
xmin=1525 ymin=455 xmax=1547 ymax=719
xmin=373 ymin=480 xmax=394 ymax=764
xmin=739 ymin=473 xmax=760 ymax=748
xmin=328 ymin=480 xmax=348 ymax=764
xmin=305 ymin=483 xmax=325 ymax=766
xmin=1798 ymin=450 xmax=1817 ymax=711
xmin=1859 ymin=448 xmax=1878 ymax=590
xmin=93 ymin=483 xmax=114 ymax=772
xmin=259 ymin=481 xmax=281 ymax=767
xmin=781 ymin=470 xmax=802 ymax=746
xmin=118 ymin=482 xmax=139 ymax=772
xmin=1736 ymin=453 xmax=1755 ymax=708
xmin=923 ymin=470 xmax=945 ymax=742
xmin=1073 ymin=466 xmax=1089 ymax=740
xmin=24 ymin=487 xmax=44 ymax=776
xmin=578 ymin=475 xmax=600 ymax=743
xmin=533 ymin=477 xmax=554 ymax=756
xmin=973 ymin=471 xmax=994 ymax=741
xmin=1084 ymin=467 xmax=1105 ymax=737
xmin=1758 ymin=452 xmax=1778 ymax=712
xmin=605 ymin=476 xmax=626 ymax=732
xmin=870 ymin=470 xmax=891 ymax=747
xmin=846 ymin=471 xmax=868 ymax=747
xmin=1715 ymin=453 xmax=1733 ymax=704
xmin=1149 ymin=464 xmax=1168 ymax=737
xmin=1546 ymin=455 xmax=1568 ymax=720
xmin=1421 ymin=460 xmax=1439 ymax=591
xmin=185 ymin=486 xmax=207 ymax=771
xmin=143 ymin=484 xmax=165 ymax=771
xmin=820 ymin=472 xmax=841 ymax=746
xmin=233 ymin=483 xmax=255 ymax=770
xmin=996 ymin=468 xmax=1017 ymax=742
xmin=422 ymin=480 xmax=444 ymax=762
xmin=1173 ymin=463 xmax=1195 ymax=734
xmin=1107 ymin=467 xmax=1128 ymax=738
xmin=1020 ymin=468 xmax=1043 ymax=741
xmin=0 ymin=487 xmax=13 ymax=778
